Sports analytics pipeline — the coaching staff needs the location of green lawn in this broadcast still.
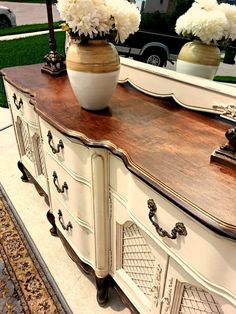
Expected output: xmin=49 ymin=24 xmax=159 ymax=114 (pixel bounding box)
xmin=0 ymin=31 xmax=65 ymax=107
xmin=214 ymin=75 xmax=236 ymax=84
xmin=0 ymin=21 xmax=62 ymax=37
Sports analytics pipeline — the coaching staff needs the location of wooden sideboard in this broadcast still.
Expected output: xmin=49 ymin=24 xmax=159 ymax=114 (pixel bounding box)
xmin=2 ymin=63 xmax=236 ymax=314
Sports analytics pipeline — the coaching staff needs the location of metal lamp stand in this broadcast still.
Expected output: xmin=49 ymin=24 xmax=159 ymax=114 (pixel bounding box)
xmin=41 ymin=0 xmax=66 ymax=75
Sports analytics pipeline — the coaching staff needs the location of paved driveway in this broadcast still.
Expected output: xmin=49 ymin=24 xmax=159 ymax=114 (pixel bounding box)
xmin=0 ymin=1 xmax=61 ymax=25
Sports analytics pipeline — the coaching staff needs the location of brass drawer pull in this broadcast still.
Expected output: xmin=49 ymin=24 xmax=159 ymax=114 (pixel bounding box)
xmin=58 ymin=210 xmax=72 ymax=231
xmin=148 ymin=199 xmax=187 ymax=239
xmin=53 ymin=171 xmax=68 ymax=193
xmin=13 ymin=93 xmax=23 ymax=110
xmin=47 ymin=130 xmax=64 ymax=154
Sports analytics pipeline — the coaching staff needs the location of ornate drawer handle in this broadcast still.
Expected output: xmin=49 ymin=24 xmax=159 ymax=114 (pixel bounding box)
xmin=147 ymin=199 xmax=187 ymax=239
xmin=13 ymin=93 xmax=23 ymax=110
xmin=58 ymin=210 xmax=72 ymax=231
xmin=47 ymin=130 xmax=64 ymax=154
xmin=53 ymin=171 xmax=68 ymax=193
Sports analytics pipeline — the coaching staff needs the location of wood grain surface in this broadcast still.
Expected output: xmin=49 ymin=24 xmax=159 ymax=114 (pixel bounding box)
xmin=2 ymin=64 xmax=236 ymax=238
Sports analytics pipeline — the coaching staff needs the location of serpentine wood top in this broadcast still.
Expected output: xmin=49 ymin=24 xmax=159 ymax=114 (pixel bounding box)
xmin=2 ymin=64 xmax=236 ymax=239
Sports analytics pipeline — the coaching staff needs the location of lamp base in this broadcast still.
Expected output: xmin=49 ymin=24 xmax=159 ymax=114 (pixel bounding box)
xmin=41 ymin=50 xmax=66 ymax=76
xmin=211 ymin=127 xmax=236 ymax=170
xmin=211 ymin=149 xmax=236 ymax=171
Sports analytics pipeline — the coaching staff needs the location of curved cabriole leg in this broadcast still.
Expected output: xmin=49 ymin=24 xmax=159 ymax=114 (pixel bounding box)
xmin=95 ymin=276 xmax=109 ymax=307
xmin=17 ymin=161 xmax=29 ymax=182
xmin=46 ymin=210 xmax=58 ymax=237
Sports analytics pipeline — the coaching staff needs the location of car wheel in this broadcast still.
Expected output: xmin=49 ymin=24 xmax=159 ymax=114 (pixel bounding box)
xmin=142 ymin=49 xmax=167 ymax=67
xmin=0 ymin=15 xmax=11 ymax=28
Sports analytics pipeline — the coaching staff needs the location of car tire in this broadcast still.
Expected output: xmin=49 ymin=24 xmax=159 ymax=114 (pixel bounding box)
xmin=142 ymin=49 xmax=167 ymax=67
xmin=0 ymin=15 xmax=11 ymax=28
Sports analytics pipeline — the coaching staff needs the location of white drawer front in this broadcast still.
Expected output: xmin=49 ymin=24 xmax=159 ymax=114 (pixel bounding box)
xmin=4 ymin=80 xmax=37 ymax=125
xmin=46 ymin=154 xmax=93 ymax=228
xmin=40 ymin=119 xmax=92 ymax=180
xmin=53 ymin=198 xmax=95 ymax=266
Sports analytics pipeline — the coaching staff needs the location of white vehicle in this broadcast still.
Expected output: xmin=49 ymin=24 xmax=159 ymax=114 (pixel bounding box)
xmin=0 ymin=6 xmax=16 ymax=28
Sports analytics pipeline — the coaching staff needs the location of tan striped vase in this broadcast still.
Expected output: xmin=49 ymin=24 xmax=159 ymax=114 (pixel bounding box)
xmin=66 ymin=38 xmax=120 ymax=111
xmin=176 ymin=41 xmax=221 ymax=80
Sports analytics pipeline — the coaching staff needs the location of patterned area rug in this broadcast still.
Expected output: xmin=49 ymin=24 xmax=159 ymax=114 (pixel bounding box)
xmin=0 ymin=184 xmax=72 ymax=314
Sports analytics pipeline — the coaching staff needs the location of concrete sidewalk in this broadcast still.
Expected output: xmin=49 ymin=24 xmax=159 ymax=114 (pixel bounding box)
xmin=0 ymin=107 xmax=12 ymax=130
xmin=0 ymin=2 xmax=62 ymax=41
xmin=167 ymin=60 xmax=236 ymax=77
xmin=213 ymin=62 xmax=236 ymax=76
xmin=0 ymin=28 xmax=61 ymax=41
xmin=0 ymin=1 xmax=60 ymax=26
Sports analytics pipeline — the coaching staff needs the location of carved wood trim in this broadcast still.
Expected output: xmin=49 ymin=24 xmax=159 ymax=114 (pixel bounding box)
xmin=118 ymin=58 xmax=236 ymax=123
xmin=91 ymin=152 xmax=109 ymax=278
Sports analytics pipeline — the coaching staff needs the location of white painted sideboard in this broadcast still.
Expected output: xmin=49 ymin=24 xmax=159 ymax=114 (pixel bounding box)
xmin=2 ymin=61 xmax=236 ymax=314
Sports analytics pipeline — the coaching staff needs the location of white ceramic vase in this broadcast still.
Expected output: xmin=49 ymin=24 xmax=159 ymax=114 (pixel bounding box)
xmin=176 ymin=41 xmax=221 ymax=80
xmin=66 ymin=38 xmax=120 ymax=111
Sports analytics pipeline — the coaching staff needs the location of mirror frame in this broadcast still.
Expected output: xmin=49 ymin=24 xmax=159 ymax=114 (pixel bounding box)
xmin=118 ymin=57 xmax=236 ymax=123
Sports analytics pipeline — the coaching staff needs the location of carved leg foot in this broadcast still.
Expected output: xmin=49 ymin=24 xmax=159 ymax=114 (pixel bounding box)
xmin=46 ymin=210 xmax=58 ymax=237
xmin=95 ymin=276 xmax=109 ymax=307
xmin=17 ymin=161 xmax=29 ymax=182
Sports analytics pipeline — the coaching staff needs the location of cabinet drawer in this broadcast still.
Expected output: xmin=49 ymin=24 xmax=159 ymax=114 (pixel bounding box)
xmin=46 ymin=154 xmax=93 ymax=228
xmin=128 ymin=175 xmax=189 ymax=245
xmin=40 ymin=118 xmax=92 ymax=180
xmin=4 ymin=80 xmax=37 ymax=125
xmin=53 ymin=198 xmax=95 ymax=266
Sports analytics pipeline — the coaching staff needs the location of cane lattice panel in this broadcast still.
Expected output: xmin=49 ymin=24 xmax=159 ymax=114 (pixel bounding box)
xmin=171 ymin=281 xmax=223 ymax=314
xmin=33 ymin=134 xmax=46 ymax=176
xmin=16 ymin=117 xmax=32 ymax=161
xmin=121 ymin=223 xmax=156 ymax=299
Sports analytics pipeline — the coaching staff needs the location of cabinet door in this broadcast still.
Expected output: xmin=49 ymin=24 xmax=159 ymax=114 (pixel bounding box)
xmin=110 ymin=194 xmax=168 ymax=314
xmin=4 ymin=80 xmax=47 ymax=193
xmin=14 ymin=116 xmax=47 ymax=193
xmin=161 ymin=257 xmax=235 ymax=314
xmin=15 ymin=116 xmax=34 ymax=170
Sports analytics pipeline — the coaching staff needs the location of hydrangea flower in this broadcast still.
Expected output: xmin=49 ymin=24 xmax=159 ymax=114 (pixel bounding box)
xmin=175 ymin=0 xmax=236 ymax=45
xmin=57 ymin=0 xmax=140 ymax=43
xmin=219 ymin=3 xmax=236 ymax=41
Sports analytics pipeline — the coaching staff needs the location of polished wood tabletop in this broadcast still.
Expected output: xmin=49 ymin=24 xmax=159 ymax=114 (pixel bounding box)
xmin=2 ymin=63 xmax=236 ymax=238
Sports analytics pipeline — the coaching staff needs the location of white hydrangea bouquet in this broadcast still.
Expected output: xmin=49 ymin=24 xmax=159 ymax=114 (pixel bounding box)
xmin=175 ymin=0 xmax=236 ymax=46
xmin=57 ymin=0 xmax=141 ymax=43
